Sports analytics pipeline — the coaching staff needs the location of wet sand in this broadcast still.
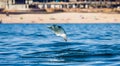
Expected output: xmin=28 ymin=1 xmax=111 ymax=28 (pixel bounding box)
xmin=0 ymin=13 xmax=120 ymax=23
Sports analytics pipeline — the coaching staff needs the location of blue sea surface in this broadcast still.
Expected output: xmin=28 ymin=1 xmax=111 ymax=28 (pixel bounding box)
xmin=0 ymin=24 xmax=120 ymax=66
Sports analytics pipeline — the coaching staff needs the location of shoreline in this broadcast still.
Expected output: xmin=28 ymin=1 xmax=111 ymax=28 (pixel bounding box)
xmin=0 ymin=12 xmax=120 ymax=23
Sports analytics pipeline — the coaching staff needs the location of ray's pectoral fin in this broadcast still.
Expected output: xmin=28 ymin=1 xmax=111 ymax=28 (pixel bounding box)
xmin=61 ymin=34 xmax=67 ymax=42
xmin=48 ymin=24 xmax=68 ymax=42
xmin=64 ymin=38 xmax=67 ymax=42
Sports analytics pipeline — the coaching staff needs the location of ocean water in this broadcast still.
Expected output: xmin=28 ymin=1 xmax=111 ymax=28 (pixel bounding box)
xmin=0 ymin=24 xmax=120 ymax=66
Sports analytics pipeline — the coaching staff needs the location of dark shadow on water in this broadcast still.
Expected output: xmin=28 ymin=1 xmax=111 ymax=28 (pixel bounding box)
xmin=20 ymin=42 xmax=120 ymax=63
xmin=21 ymin=42 xmax=88 ymax=59
xmin=52 ymin=41 xmax=84 ymax=46
xmin=37 ymin=42 xmax=86 ymax=48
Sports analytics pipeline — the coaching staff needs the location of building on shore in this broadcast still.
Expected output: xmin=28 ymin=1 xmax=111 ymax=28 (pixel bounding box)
xmin=0 ymin=0 xmax=120 ymax=12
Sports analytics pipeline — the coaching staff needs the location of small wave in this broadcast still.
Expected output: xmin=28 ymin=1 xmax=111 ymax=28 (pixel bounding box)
xmin=0 ymin=52 xmax=16 ymax=55
xmin=0 ymin=31 xmax=47 ymax=38
xmin=12 ymin=42 xmax=34 ymax=47
xmin=26 ymin=33 xmax=47 ymax=38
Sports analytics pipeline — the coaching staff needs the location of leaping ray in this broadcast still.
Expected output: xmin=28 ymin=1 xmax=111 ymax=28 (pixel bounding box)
xmin=48 ymin=24 xmax=67 ymax=41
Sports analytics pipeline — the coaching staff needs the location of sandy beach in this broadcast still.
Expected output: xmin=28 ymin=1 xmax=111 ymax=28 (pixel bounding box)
xmin=0 ymin=12 xmax=120 ymax=23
